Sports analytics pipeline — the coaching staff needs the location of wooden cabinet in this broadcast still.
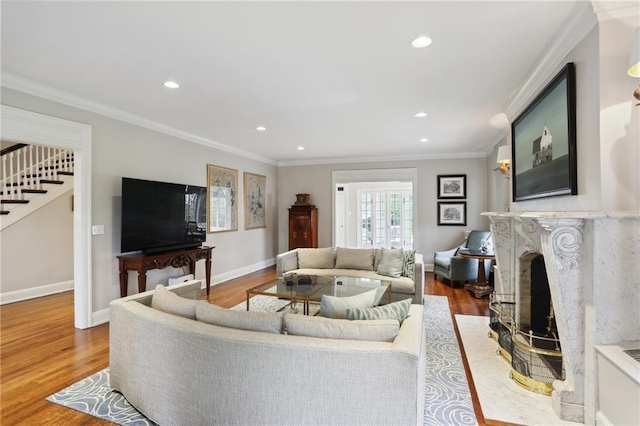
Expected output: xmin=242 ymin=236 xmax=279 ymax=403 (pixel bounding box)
xmin=288 ymin=205 xmax=318 ymax=250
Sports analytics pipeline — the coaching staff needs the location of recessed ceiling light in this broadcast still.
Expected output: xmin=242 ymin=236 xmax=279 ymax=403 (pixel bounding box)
xmin=163 ymin=81 xmax=180 ymax=89
xmin=420 ymin=138 xmax=429 ymax=143
xmin=414 ymin=112 xmax=427 ymax=118
xmin=256 ymin=126 xmax=266 ymax=131
xmin=297 ymin=146 xmax=305 ymax=151
xmin=411 ymin=36 xmax=432 ymax=48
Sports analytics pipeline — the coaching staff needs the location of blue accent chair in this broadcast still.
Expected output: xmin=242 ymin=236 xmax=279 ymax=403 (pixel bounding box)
xmin=434 ymin=230 xmax=493 ymax=287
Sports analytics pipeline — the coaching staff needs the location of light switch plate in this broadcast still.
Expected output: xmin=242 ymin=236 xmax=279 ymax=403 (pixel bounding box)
xmin=91 ymin=225 xmax=105 ymax=235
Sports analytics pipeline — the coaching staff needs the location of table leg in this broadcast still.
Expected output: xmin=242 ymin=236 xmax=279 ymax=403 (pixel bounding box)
xmin=119 ymin=270 xmax=128 ymax=298
xmin=246 ymin=292 xmax=250 ymax=311
xmin=205 ymin=256 xmax=212 ymax=295
xmin=137 ymin=273 xmax=147 ymax=294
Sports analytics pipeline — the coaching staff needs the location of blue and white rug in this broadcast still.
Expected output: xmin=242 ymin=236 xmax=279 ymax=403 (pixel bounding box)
xmin=47 ymin=295 xmax=476 ymax=425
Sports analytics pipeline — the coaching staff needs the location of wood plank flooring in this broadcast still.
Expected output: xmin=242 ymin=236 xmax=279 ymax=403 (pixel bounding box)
xmin=1 ymin=267 xmax=511 ymax=425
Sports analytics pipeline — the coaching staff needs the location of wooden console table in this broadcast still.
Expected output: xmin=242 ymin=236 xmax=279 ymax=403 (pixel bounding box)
xmin=117 ymin=246 xmax=214 ymax=297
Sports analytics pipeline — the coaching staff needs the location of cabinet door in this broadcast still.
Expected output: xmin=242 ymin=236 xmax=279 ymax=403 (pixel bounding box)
xmin=289 ymin=215 xmax=311 ymax=249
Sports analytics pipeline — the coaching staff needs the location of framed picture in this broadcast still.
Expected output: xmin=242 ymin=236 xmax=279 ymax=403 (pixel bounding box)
xmin=437 ymin=174 xmax=466 ymax=199
xmin=244 ymin=172 xmax=266 ymax=229
xmin=512 ymin=62 xmax=577 ymax=201
xmin=207 ymin=164 xmax=238 ymax=233
xmin=437 ymin=202 xmax=466 ymax=226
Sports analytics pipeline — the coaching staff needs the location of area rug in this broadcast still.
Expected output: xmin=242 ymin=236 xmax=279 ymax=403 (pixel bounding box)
xmin=455 ymin=314 xmax=579 ymax=426
xmin=47 ymin=296 xmax=476 ymax=425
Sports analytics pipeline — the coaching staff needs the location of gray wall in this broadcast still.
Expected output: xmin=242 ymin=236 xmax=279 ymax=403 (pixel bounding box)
xmin=1 ymin=87 xmax=279 ymax=311
xmin=278 ymin=158 xmax=490 ymax=268
xmin=1 ymin=191 xmax=74 ymax=292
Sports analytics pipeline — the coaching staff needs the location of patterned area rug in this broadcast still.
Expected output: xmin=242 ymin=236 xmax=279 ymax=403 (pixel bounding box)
xmin=47 ymin=295 xmax=476 ymax=425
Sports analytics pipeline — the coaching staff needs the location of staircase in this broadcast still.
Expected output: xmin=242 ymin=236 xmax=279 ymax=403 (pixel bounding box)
xmin=1 ymin=143 xmax=74 ymax=230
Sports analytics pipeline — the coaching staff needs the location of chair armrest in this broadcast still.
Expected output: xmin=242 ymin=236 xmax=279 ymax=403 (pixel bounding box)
xmin=434 ymin=247 xmax=459 ymax=259
xmin=276 ymin=249 xmax=299 ymax=276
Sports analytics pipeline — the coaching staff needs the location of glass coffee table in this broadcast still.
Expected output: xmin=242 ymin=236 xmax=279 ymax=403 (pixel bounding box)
xmin=246 ymin=275 xmax=391 ymax=315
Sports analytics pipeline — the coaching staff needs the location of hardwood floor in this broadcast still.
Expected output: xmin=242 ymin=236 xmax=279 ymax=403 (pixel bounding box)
xmin=1 ymin=268 xmax=511 ymax=425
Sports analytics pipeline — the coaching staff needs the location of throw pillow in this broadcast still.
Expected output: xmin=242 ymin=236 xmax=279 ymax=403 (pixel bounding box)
xmin=195 ymin=303 xmax=283 ymax=334
xmin=319 ymin=289 xmax=377 ymax=319
xmin=376 ymin=248 xmax=404 ymax=278
xmin=334 ymin=247 xmax=374 ymax=271
xmin=401 ymin=249 xmax=416 ymax=280
xmin=151 ymin=284 xmax=202 ymax=319
xmin=346 ymin=298 xmax=412 ymax=324
xmin=298 ymin=247 xmax=335 ymax=269
xmin=284 ymin=314 xmax=399 ymax=342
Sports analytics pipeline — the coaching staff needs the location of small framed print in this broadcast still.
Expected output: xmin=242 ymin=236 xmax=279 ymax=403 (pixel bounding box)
xmin=437 ymin=174 xmax=466 ymax=199
xmin=438 ymin=202 xmax=467 ymax=226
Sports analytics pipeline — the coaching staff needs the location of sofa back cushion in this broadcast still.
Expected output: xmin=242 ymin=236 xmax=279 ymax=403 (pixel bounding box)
xmin=319 ymin=288 xmax=377 ymax=319
xmin=298 ymin=247 xmax=335 ymax=269
xmin=151 ymin=284 xmax=203 ymax=319
xmin=376 ymin=248 xmax=404 ymax=278
xmin=346 ymin=298 xmax=412 ymax=323
xmin=195 ymin=303 xmax=283 ymax=334
xmin=284 ymin=314 xmax=399 ymax=342
xmin=335 ymin=247 xmax=374 ymax=271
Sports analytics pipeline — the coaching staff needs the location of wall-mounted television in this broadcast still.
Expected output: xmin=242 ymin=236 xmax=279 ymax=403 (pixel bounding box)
xmin=120 ymin=177 xmax=207 ymax=254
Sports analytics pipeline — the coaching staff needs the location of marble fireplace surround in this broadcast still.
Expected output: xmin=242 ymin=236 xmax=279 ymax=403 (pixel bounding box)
xmin=483 ymin=212 xmax=640 ymax=424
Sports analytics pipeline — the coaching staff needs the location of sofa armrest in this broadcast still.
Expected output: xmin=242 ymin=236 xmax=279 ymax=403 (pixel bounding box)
xmin=276 ymin=249 xmax=299 ymax=276
xmin=109 ymin=280 xmax=202 ymax=308
xmin=413 ymin=254 xmax=425 ymax=304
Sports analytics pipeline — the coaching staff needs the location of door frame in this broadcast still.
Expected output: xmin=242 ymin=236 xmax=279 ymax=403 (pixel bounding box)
xmin=1 ymin=105 xmax=93 ymax=329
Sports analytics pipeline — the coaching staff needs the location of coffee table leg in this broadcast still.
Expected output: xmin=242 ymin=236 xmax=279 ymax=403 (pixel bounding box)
xmin=246 ymin=293 xmax=250 ymax=311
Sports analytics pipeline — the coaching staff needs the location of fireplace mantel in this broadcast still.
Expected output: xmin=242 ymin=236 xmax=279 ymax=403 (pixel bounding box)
xmin=482 ymin=211 xmax=640 ymax=424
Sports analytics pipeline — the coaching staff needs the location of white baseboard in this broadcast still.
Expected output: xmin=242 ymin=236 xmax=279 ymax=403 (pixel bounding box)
xmin=425 ymin=263 xmax=434 ymax=273
xmin=595 ymin=411 xmax=613 ymax=426
xmin=0 ymin=280 xmax=74 ymax=305
xmin=209 ymin=258 xmax=276 ymax=287
xmin=92 ymin=308 xmax=110 ymax=326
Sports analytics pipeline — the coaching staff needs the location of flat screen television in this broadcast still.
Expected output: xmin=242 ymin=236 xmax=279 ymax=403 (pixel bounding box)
xmin=120 ymin=177 xmax=207 ymax=254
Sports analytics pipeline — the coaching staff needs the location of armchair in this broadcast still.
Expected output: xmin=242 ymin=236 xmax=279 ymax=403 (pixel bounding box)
xmin=434 ymin=230 xmax=493 ymax=287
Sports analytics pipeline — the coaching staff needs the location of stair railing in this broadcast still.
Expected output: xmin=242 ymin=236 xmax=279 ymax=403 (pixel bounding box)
xmin=1 ymin=145 xmax=74 ymax=201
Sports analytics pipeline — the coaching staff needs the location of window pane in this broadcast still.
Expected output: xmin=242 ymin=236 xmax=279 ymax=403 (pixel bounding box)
xmin=403 ymin=193 xmax=413 ymax=248
xmin=360 ymin=193 xmax=373 ymax=246
xmin=389 ymin=192 xmax=401 ymax=247
xmin=375 ymin=193 xmax=386 ymax=246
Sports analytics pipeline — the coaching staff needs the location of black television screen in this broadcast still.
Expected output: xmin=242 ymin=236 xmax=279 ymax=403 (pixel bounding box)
xmin=121 ymin=177 xmax=207 ymax=254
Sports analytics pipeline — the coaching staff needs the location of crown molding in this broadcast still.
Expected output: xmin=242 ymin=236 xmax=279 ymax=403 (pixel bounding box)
xmin=591 ymin=1 xmax=640 ymax=22
xmin=1 ymin=72 xmax=278 ymax=166
xmin=277 ymin=150 xmax=487 ymax=167
xmin=504 ymin=1 xmax=597 ymax=121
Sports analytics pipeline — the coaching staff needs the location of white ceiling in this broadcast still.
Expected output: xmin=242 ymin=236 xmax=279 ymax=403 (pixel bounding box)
xmin=1 ymin=1 xmax=579 ymax=165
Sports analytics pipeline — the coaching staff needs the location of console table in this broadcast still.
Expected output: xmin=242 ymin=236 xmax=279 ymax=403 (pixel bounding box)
xmin=117 ymin=246 xmax=214 ymax=297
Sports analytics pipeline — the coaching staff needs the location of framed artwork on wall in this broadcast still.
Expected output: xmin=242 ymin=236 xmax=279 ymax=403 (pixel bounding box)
xmin=244 ymin=172 xmax=266 ymax=229
xmin=511 ymin=62 xmax=577 ymax=202
xmin=437 ymin=201 xmax=467 ymax=226
xmin=207 ymin=164 xmax=238 ymax=233
xmin=437 ymin=174 xmax=466 ymax=199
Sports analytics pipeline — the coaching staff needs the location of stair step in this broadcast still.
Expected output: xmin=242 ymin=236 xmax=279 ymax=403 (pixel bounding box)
xmin=22 ymin=189 xmax=48 ymax=194
xmin=1 ymin=199 xmax=29 ymax=204
xmin=40 ymin=179 xmax=64 ymax=185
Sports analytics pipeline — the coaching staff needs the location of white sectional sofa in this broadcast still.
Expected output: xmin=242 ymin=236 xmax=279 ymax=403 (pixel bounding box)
xmin=277 ymin=247 xmax=425 ymax=304
xmin=109 ymin=280 xmax=427 ymax=426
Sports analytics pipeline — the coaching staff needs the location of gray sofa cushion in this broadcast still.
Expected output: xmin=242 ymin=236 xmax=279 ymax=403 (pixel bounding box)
xmin=284 ymin=314 xmax=399 ymax=342
xmin=319 ymin=288 xmax=377 ymax=319
xmin=335 ymin=247 xmax=374 ymax=270
xmin=298 ymin=247 xmax=335 ymax=269
xmin=195 ymin=302 xmax=283 ymax=334
xmin=376 ymin=248 xmax=404 ymax=278
xmin=346 ymin=298 xmax=412 ymax=323
xmin=151 ymin=284 xmax=203 ymax=319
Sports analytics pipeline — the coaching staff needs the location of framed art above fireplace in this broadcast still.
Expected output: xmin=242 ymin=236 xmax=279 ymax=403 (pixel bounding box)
xmin=511 ymin=62 xmax=577 ymax=202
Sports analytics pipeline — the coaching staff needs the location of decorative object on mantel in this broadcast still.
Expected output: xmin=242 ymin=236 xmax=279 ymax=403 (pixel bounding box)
xmin=243 ymin=172 xmax=266 ymax=229
xmin=628 ymin=27 xmax=640 ymax=106
xmin=437 ymin=201 xmax=466 ymax=226
xmin=495 ymin=145 xmax=511 ymax=178
xmin=289 ymin=195 xmax=318 ymax=249
xmin=437 ymin=174 xmax=466 ymax=199
xmin=207 ymin=164 xmax=238 ymax=233
xmin=511 ymin=62 xmax=577 ymax=202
